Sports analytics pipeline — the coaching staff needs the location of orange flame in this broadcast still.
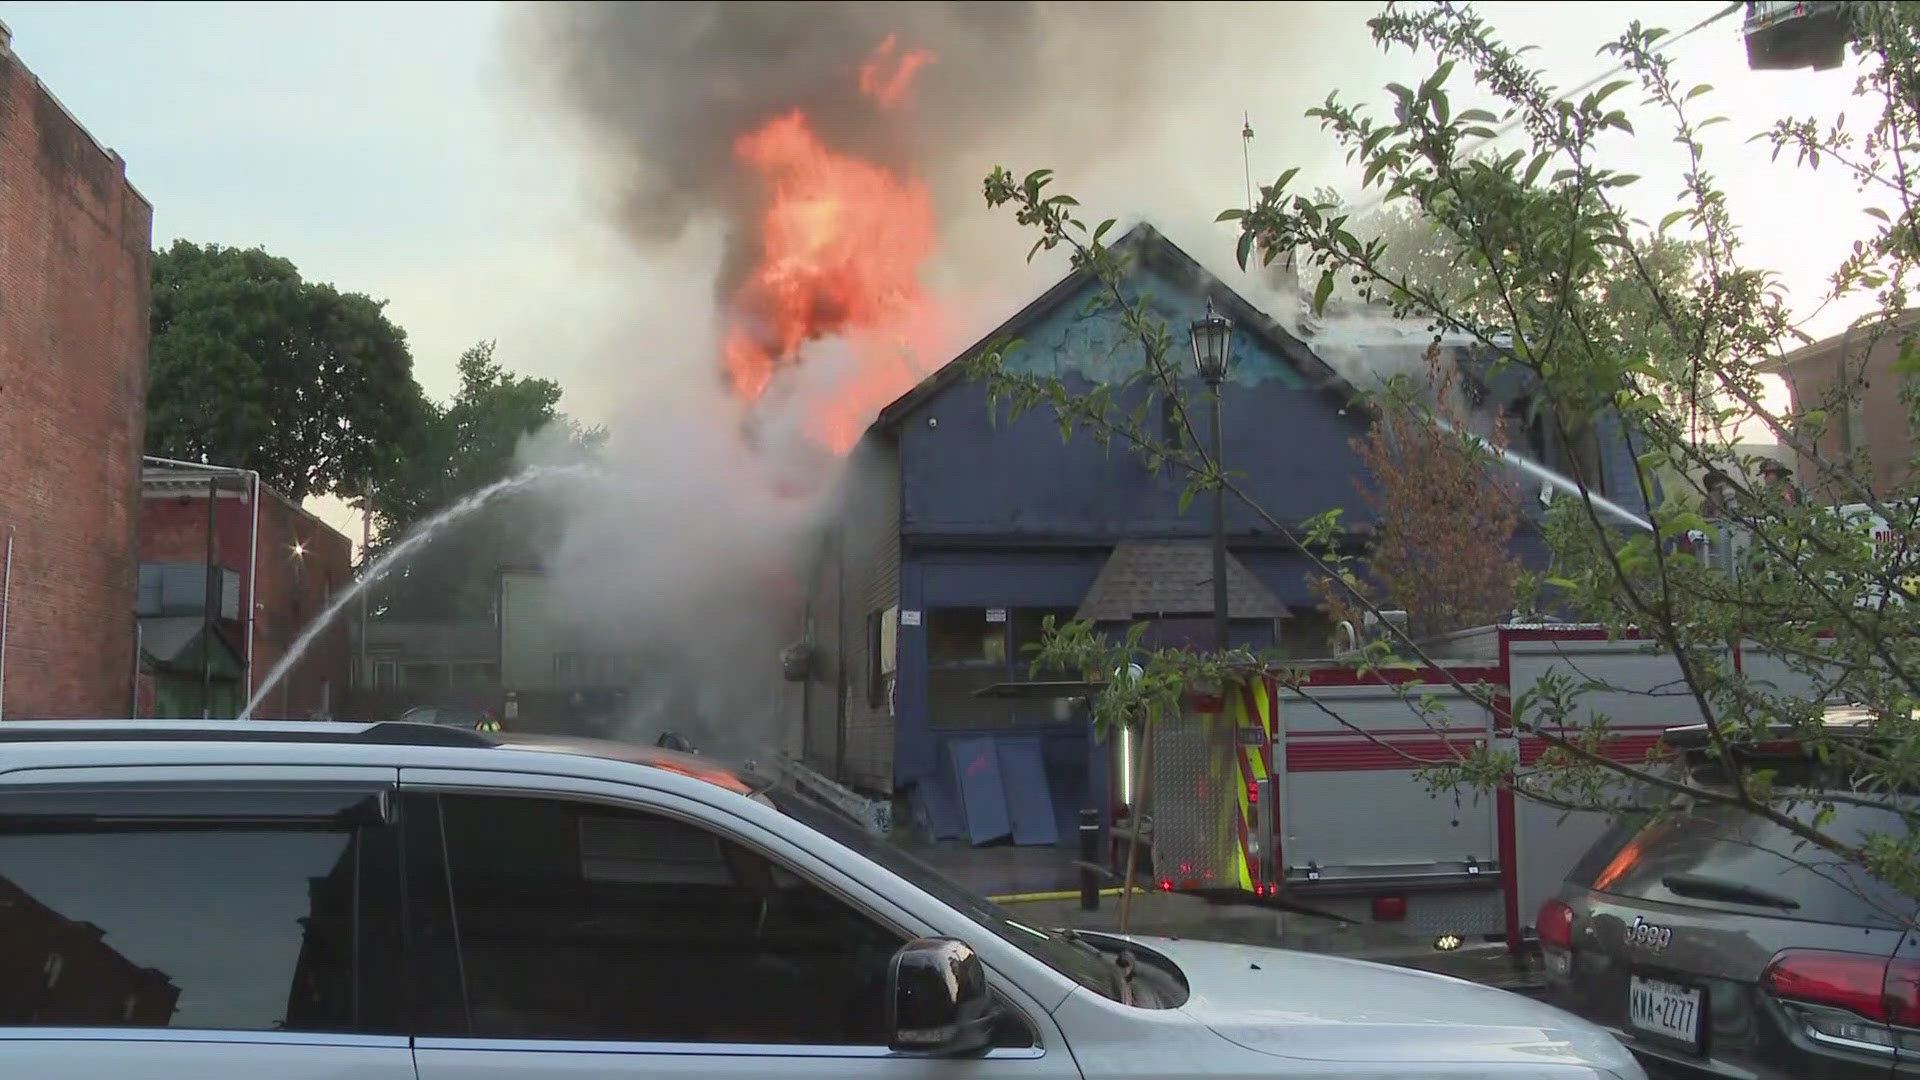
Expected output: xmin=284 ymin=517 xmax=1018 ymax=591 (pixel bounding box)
xmin=858 ymin=34 xmax=936 ymax=109
xmin=722 ymin=42 xmax=946 ymax=454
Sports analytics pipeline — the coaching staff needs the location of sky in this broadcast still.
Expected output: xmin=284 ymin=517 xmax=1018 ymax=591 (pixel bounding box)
xmin=0 ymin=1 xmax=1871 ymax=537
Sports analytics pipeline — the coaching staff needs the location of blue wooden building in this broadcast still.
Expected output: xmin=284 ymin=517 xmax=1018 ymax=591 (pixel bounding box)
xmin=796 ymin=225 xmax=1647 ymax=845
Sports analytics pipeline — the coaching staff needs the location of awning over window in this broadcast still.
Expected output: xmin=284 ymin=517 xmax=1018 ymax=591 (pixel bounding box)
xmin=1074 ymin=539 xmax=1289 ymax=622
xmin=138 ymin=617 xmax=243 ymax=679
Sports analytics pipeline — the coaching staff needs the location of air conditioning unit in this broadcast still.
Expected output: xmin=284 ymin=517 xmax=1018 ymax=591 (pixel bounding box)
xmin=1363 ymin=609 xmax=1410 ymax=640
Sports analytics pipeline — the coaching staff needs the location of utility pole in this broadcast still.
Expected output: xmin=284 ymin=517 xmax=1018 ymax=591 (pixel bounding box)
xmin=1210 ymin=383 xmax=1229 ymax=651
xmin=1190 ymin=298 xmax=1235 ymax=651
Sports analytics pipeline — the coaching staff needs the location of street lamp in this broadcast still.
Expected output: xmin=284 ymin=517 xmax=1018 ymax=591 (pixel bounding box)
xmin=1190 ymin=298 xmax=1234 ymax=650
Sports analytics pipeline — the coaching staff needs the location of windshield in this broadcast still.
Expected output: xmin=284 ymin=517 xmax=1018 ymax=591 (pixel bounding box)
xmin=765 ymin=788 xmax=1124 ymax=1001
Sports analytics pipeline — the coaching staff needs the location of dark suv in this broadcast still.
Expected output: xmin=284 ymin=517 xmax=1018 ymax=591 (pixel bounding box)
xmin=1540 ymin=727 xmax=1919 ymax=1078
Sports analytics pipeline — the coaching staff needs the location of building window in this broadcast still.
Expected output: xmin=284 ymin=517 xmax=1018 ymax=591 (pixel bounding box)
xmin=927 ymin=607 xmax=1082 ymax=728
xmin=401 ymin=662 xmax=449 ymax=691
xmin=373 ymin=660 xmax=397 ymax=690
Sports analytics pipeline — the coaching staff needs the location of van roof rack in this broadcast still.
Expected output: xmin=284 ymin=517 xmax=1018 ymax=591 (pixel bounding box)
xmin=0 ymin=720 xmax=496 ymax=749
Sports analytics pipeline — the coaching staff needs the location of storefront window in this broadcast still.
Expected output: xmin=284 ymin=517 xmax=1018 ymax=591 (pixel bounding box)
xmin=928 ymin=607 xmax=1087 ymax=728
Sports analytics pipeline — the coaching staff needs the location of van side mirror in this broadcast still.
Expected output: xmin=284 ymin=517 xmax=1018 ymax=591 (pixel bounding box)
xmin=885 ymin=937 xmax=996 ymax=1056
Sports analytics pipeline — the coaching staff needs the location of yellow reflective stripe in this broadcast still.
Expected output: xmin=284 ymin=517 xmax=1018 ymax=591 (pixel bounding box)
xmin=1230 ymin=679 xmax=1255 ymax=892
xmin=1249 ymin=678 xmax=1270 ymax=783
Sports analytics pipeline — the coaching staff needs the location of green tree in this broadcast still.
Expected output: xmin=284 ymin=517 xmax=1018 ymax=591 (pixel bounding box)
xmin=979 ymin=3 xmax=1920 ymax=911
xmin=147 ymin=241 xmax=427 ymax=501
xmin=367 ymin=341 xmax=602 ymax=620
xmin=1323 ymin=341 xmax=1524 ymax=640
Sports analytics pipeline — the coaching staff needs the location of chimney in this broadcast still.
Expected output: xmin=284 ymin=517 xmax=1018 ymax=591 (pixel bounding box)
xmin=0 ymin=19 xmax=13 ymax=52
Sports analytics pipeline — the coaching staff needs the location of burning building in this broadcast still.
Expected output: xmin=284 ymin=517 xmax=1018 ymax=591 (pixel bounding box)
xmin=508 ymin=9 xmax=1650 ymax=832
xmin=793 ymin=225 xmax=1651 ymax=850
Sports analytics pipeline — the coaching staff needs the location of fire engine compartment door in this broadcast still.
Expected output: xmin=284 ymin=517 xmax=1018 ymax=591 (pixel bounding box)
xmin=1279 ymin=683 xmax=1496 ymax=886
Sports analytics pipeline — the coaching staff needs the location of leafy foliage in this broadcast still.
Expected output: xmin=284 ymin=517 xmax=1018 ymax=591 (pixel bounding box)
xmin=1333 ymin=342 xmax=1523 ymax=639
xmin=366 ymin=341 xmax=602 ymax=620
xmin=984 ymin=3 xmax=1920 ymax=909
xmin=147 ymin=241 xmax=427 ymax=502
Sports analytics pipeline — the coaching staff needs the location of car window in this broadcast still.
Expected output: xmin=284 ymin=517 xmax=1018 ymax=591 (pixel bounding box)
xmin=1574 ymin=796 xmax=1920 ymax=928
xmin=766 ymin=787 xmax=1128 ymax=1003
xmin=0 ymin=788 xmax=404 ymax=1033
xmin=406 ymin=792 xmax=908 ymax=1045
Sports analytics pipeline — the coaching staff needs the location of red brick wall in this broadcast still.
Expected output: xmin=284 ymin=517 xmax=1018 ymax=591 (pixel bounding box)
xmin=1781 ymin=330 xmax=1914 ymax=500
xmin=0 ymin=44 xmax=152 ymax=719
xmin=250 ymin=490 xmax=352 ymax=718
xmin=140 ymin=485 xmax=352 ymax=718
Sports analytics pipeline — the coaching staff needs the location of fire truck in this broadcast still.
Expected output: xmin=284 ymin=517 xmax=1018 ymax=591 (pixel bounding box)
xmin=1143 ymin=623 xmax=1824 ymax=948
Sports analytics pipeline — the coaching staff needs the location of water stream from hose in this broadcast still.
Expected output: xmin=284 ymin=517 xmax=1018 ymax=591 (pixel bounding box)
xmin=1436 ymin=419 xmax=1655 ymax=532
xmin=240 ymin=464 xmax=597 ymax=719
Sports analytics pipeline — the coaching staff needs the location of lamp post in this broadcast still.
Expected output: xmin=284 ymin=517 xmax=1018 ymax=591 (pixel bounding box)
xmin=1190 ymin=298 xmax=1234 ymax=651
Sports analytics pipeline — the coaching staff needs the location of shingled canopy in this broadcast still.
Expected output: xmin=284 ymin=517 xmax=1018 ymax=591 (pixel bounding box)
xmin=1074 ymin=540 xmax=1289 ymax=622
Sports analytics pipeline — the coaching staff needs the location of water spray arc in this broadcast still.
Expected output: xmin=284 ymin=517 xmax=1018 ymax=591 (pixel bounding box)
xmin=1435 ymin=418 xmax=1654 ymax=533
xmin=240 ymin=464 xmax=600 ymax=720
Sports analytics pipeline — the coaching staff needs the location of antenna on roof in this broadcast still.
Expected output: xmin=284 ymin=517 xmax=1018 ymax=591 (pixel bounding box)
xmin=1241 ymin=112 xmax=1255 ymax=214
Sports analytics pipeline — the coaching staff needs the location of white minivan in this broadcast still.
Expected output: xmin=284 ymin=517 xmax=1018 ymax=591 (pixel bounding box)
xmin=0 ymin=720 xmax=1643 ymax=1079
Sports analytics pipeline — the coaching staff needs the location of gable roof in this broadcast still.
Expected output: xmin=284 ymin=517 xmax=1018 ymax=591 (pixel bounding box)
xmin=872 ymin=223 xmax=1362 ymax=432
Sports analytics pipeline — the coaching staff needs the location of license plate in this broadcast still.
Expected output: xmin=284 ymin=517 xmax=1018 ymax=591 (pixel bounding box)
xmin=1628 ymin=975 xmax=1703 ymax=1048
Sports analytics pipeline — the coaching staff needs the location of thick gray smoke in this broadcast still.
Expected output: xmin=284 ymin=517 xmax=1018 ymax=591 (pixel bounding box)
xmin=521 ymin=3 xmax=1170 ymax=292
xmin=513 ymin=1 xmax=1366 ymax=308
xmin=506 ymin=1 xmax=1385 ymax=763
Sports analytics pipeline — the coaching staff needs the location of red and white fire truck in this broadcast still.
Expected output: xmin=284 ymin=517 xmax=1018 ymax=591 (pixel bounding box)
xmin=1145 ymin=623 xmax=1823 ymax=948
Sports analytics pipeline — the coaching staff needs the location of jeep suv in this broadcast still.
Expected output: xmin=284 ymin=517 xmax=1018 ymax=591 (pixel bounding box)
xmin=1539 ymin=724 xmax=1919 ymax=1078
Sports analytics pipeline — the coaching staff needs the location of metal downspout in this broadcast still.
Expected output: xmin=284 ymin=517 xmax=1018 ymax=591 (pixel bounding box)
xmin=245 ymin=472 xmax=260 ymax=707
xmin=201 ymin=475 xmax=217 ymax=718
xmin=131 ymin=618 xmax=142 ymax=718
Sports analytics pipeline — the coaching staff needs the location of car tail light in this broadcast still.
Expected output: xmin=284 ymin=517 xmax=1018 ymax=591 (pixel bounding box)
xmin=1372 ymin=895 xmax=1407 ymax=922
xmin=1764 ymin=950 xmax=1920 ymax=1054
xmin=1537 ymin=898 xmax=1575 ymax=951
xmin=1763 ymin=950 xmax=1920 ymax=1025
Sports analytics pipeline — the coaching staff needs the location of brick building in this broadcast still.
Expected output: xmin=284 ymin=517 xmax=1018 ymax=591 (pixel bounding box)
xmin=1758 ymin=312 xmax=1920 ymax=501
xmin=0 ymin=22 xmax=153 ymax=719
xmin=138 ymin=463 xmax=352 ymax=719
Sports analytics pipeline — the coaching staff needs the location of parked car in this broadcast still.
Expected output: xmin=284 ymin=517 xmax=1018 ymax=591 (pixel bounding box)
xmin=1539 ymin=721 xmax=1918 ymax=1078
xmin=0 ymin=719 xmax=1644 ymax=1079
xmin=397 ymin=704 xmax=501 ymax=732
